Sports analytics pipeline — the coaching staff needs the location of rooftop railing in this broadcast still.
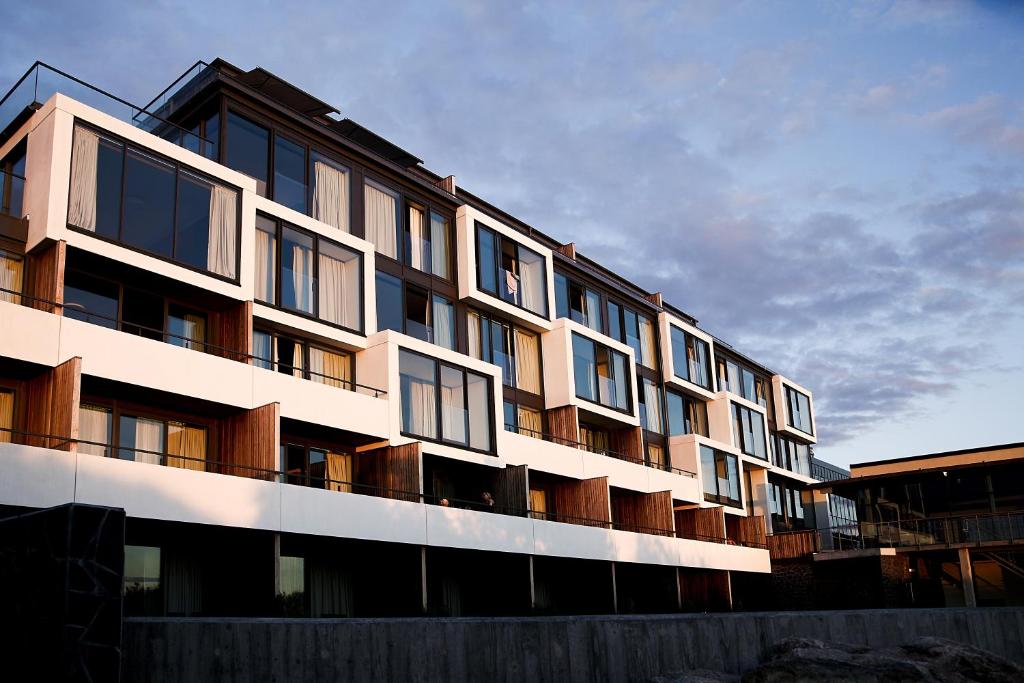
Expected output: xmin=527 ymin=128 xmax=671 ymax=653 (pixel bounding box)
xmin=0 ymin=61 xmax=214 ymax=150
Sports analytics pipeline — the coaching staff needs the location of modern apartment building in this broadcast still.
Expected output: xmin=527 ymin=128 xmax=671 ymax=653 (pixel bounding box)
xmin=0 ymin=59 xmax=833 ymax=618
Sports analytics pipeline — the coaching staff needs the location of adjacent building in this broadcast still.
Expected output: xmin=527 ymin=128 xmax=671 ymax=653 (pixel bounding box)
xmin=0 ymin=59 xmax=836 ymax=617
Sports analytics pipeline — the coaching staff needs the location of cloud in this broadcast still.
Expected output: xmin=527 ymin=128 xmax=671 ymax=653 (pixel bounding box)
xmin=915 ymin=95 xmax=1024 ymax=154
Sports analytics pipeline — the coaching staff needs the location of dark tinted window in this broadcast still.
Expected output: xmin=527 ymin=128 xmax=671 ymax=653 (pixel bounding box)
xmin=405 ymin=286 xmax=430 ymax=342
xmin=122 ymin=150 xmax=175 ymax=257
xmin=225 ymin=113 xmax=269 ymax=194
xmin=376 ymin=271 xmax=403 ymax=333
xmin=274 ymin=136 xmax=306 ymax=212
xmin=121 ymin=288 xmax=164 ymax=341
xmin=95 ymin=137 xmax=124 ymax=239
xmin=175 ymin=173 xmax=211 ymax=270
xmin=63 ymin=271 xmax=118 ymax=328
xmin=477 ymin=226 xmax=497 ymax=293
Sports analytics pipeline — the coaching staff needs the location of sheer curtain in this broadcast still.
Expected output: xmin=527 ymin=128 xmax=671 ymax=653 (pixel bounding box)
xmin=430 ymin=213 xmax=450 ymax=278
xmin=207 ymin=185 xmax=237 ymax=278
xmin=408 ymin=379 xmax=437 ymax=438
xmin=0 ymin=252 xmax=23 ymax=304
xmin=518 ymin=249 xmax=545 ymax=314
xmin=433 ymin=297 xmax=454 ymax=350
xmin=309 ymin=347 xmax=351 ymax=389
xmin=78 ymin=404 xmax=111 ymax=456
xmin=643 ymin=380 xmax=663 ymax=433
xmin=467 ymin=312 xmax=482 ymax=359
xmin=513 ymin=330 xmax=541 ymax=394
xmin=326 ymin=452 xmax=353 ymax=493
xmin=517 ymin=407 xmax=542 ymax=436
xmin=318 ymin=246 xmax=360 ymax=329
xmin=68 ymin=127 xmax=99 ymax=230
xmin=166 ymin=423 xmax=206 ymax=471
xmin=0 ymin=390 xmax=13 ymax=443
xmin=292 ymin=243 xmax=313 ymax=313
xmin=408 ymin=206 xmax=427 ymax=271
xmin=131 ymin=417 xmax=164 ymax=465
xmin=639 ymin=317 xmax=656 ymax=368
xmin=255 ymin=225 xmax=275 ymax=303
xmin=182 ymin=314 xmax=206 ymax=351
xmin=364 ymin=181 xmax=398 ymax=259
xmin=312 ymin=159 xmax=349 ymax=232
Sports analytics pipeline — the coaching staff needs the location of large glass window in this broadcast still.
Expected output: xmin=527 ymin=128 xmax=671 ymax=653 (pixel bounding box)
xmin=476 ymin=223 xmax=548 ymax=317
xmin=666 ymin=391 xmax=708 ymax=437
xmin=311 ymin=153 xmax=350 ymax=232
xmin=225 ymin=112 xmax=270 ymax=195
xmin=124 ymin=545 xmax=162 ymax=616
xmin=775 ymin=435 xmax=812 ymax=476
xmin=670 ymin=326 xmax=712 ymax=390
xmin=68 ymin=125 xmax=239 ymax=279
xmin=375 ymin=271 xmax=404 ymax=334
xmin=716 ymin=355 xmax=768 ymax=405
xmin=0 ymin=249 xmax=24 ymax=304
xmin=607 ymin=304 xmax=657 ymax=369
xmin=732 ymin=402 xmax=767 ymax=460
xmin=701 ymin=446 xmax=741 ymax=506
xmin=786 ymin=386 xmax=814 ymax=435
xmin=253 ymin=329 xmax=353 ymax=390
xmin=555 ymin=273 xmax=602 ymax=331
xmin=468 ymin=310 xmax=541 ymax=395
xmin=364 ymin=179 xmax=400 ymax=260
xmin=639 ymin=378 xmax=663 ymax=433
xmin=399 ymin=350 xmax=493 ymax=452
xmin=274 ymin=136 xmax=307 ymax=213
xmin=257 ymin=215 xmax=363 ymax=332
xmin=571 ymin=333 xmax=630 ymax=412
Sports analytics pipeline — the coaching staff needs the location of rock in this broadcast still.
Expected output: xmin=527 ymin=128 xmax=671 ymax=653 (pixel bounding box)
xmin=649 ymin=669 xmax=740 ymax=683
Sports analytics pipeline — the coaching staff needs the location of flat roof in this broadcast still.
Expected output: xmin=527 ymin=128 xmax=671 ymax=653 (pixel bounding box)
xmin=850 ymin=441 xmax=1024 ymax=470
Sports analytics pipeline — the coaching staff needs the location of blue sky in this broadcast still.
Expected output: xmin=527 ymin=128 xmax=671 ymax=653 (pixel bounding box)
xmin=2 ymin=0 xmax=1022 ymax=468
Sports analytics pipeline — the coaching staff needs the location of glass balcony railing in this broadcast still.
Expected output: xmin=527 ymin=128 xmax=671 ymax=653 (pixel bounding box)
xmin=0 ymin=61 xmax=214 ymax=151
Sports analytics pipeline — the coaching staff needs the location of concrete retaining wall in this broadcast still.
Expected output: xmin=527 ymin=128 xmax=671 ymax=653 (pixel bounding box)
xmin=123 ymin=608 xmax=1024 ymax=682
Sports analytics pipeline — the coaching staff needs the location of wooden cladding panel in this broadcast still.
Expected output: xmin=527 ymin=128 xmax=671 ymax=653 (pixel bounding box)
xmin=678 ymin=568 xmax=732 ymax=612
xmin=25 ymin=240 xmax=66 ymax=313
xmin=24 ymin=357 xmax=81 ymax=450
xmin=553 ymin=476 xmax=610 ymax=527
xmin=218 ymin=403 xmax=278 ymax=480
xmin=675 ymin=506 xmax=727 ymax=542
xmin=356 ymin=443 xmax=421 ymax=502
xmin=612 ymin=490 xmax=674 ymax=534
xmin=211 ymin=300 xmax=252 ymax=362
xmin=610 ymin=426 xmax=643 ymax=461
xmin=545 ymin=405 xmax=578 ymax=446
xmin=766 ymin=529 xmax=820 ymax=560
xmin=495 ymin=464 xmax=528 ymax=516
xmin=726 ymin=514 xmax=767 ymax=548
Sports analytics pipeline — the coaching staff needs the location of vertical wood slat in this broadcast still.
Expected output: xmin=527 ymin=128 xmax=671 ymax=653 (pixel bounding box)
xmin=766 ymin=529 xmax=820 ymax=559
xmin=675 ymin=506 xmax=727 ymax=542
xmin=211 ymin=300 xmax=252 ymax=362
xmin=24 ymin=357 xmax=81 ymax=450
xmin=726 ymin=514 xmax=767 ymax=548
xmin=678 ymin=568 xmax=732 ymax=612
xmin=494 ymin=464 xmax=528 ymax=516
xmin=611 ymin=490 xmax=674 ymax=534
xmin=356 ymin=443 xmax=421 ymax=502
xmin=25 ymin=240 xmax=66 ymax=312
xmin=553 ymin=476 xmax=610 ymax=528
xmin=218 ymin=403 xmax=279 ymax=480
xmin=544 ymin=405 xmax=578 ymax=446
xmin=610 ymin=426 xmax=643 ymax=461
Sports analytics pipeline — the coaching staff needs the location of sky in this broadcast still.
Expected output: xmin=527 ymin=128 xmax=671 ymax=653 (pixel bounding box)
xmin=2 ymin=0 xmax=1022 ymax=468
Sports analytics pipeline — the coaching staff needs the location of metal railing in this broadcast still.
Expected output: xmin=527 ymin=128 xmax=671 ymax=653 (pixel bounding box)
xmin=504 ymin=423 xmax=697 ymax=478
xmin=0 ymin=61 xmax=214 ymax=150
xmin=0 ymin=285 xmax=388 ymax=398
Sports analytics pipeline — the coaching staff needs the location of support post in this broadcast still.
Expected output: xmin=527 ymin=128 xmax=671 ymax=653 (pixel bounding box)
xmin=959 ymin=547 xmax=977 ymax=607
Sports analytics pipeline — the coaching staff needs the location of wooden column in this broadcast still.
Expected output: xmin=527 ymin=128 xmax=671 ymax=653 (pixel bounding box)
xmin=218 ymin=402 xmax=279 ymax=480
xmin=544 ymin=405 xmax=578 ymax=445
xmin=675 ymin=506 xmax=727 ymax=542
xmin=610 ymin=425 xmax=644 ymax=462
xmin=24 ymin=357 xmax=81 ymax=450
xmin=611 ymin=490 xmax=674 ymax=534
xmin=356 ymin=443 xmax=421 ymax=502
xmin=553 ymin=476 xmax=611 ymax=528
xmin=495 ymin=464 xmax=529 ymax=516
xmin=211 ymin=300 xmax=252 ymax=362
xmin=24 ymin=240 xmax=66 ymax=313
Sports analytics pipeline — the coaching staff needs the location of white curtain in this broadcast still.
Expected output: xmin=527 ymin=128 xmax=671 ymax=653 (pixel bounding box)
xmin=408 ymin=206 xmax=426 ymax=271
xmin=467 ymin=312 xmax=482 ymax=359
xmin=0 ymin=252 xmax=23 ymax=304
xmin=639 ymin=317 xmax=656 ymax=368
xmin=68 ymin=127 xmax=99 ymax=230
xmin=519 ymin=250 xmax=544 ymax=314
xmin=408 ymin=379 xmax=437 ymax=438
xmin=78 ymin=405 xmax=111 ymax=456
xmin=518 ymin=407 xmax=543 ymax=436
xmin=431 ymin=213 xmax=449 ymax=278
xmin=440 ymin=384 xmax=465 ymax=444
xmin=318 ymin=247 xmax=360 ymax=329
xmin=514 ymin=329 xmax=541 ymax=395
xmin=292 ymin=244 xmax=313 ymax=313
xmin=132 ymin=417 xmax=164 ymax=465
xmin=312 ymin=159 xmax=349 ymax=232
xmin=255 ymin=227 xmax=275 ymax=303
xmin=309 ymin=347 xmax=351 ymax=389
xmin=643 ymin=380 xmax=663 ymax=433
xmin=364 ymin=181 xmax=398 ymax=259
xmin=433 ymin=297 xmax=454 ymax=350
xmin=207 ymin=185 xmax=237 ymax=278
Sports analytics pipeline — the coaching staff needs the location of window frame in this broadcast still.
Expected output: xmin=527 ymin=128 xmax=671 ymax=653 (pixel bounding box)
xmin=570 ymin=332 xmax=633 ymax=414
xmin=474 ymin=221 xmax=549 ymax=319
xmin=669 ymin=324 xmax=712 ymax=390
xmin=252 ymin=327 xmax=356 ymax=390
xmin=785 ymin=385 xmax=815 ymax=436
xmin=66 ymin=120 xmax=243 ymax=284
xmin=78 ymin=396 xmax=215 ymax=465
xmin=701 ymin=445 xmax=741 ymax=507
xmin=731 ymin=401 xmax=768 ymax=460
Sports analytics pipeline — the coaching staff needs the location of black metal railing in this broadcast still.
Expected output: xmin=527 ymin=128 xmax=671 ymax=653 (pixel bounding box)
xmin=0 ymin=61 xmax=213 ymax=150
xmin=794 ymin=513 xmax=1024 ymax=553
xmin=0 ymin=286 xmax=387 ymax=398
xmin=504 ymin=423 xmax=697 ymax=478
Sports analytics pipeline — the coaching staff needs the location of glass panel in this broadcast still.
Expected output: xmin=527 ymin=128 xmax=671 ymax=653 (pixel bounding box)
xmin=375 ymin=271 xmax=403 ymax=333
xmin=308 ymin=448 xmax=327 ymax=486
xmin=670 ymin=327 xmax=689 ymax=382
xmin=667 ymin=392 xmax=685 ymax=437
xmin=432 ymin=295 xmax=455 ymax=350
xmin=278 ymin=556 xmax=305 ymax=615
xmin=467 ymin=372 xmax=491 ymax=451
xmin=490 ymin=320 xmax=513 ymax=387
xmin=255 ymin=216 xmax=277 ymax=304
xmin=166 ymin=305 xmax=206 ymax=351
xmin=309 ymin=346 xmax=351 ymax=388
xmin=78 ymin=404 xmax=112 ymax=456
xmin=94 ymin=135 xmax=124 ymax=239
xmin=276 ymin=337 xmax=303 ymax=377
xmin=584 ymin=288 xmax=601 ymax=331
xmin=518 ymin=406 xmax=542 ymax=436
xmin=642 ymin=379 xmax=662 ymax=433
xmin=750 ymin=411 xmax=767 ymax=459
xmin=399 ymin=350 xmax=437 ymax=439
xmin=285 ymin=444 xmax=306 ymax=484
xmin=364 ymin=180 xmax=399 ymax=259
xmin=0 ymin=250 xmax=22 ymax=304
xmin=727 ymin=362 xmax=741 ymax=395
xmin=742 ymin=369 xmax=756 ymax=402
xmin=406 ymin=205 xmax=430 ymax=272
xmin=124 ymin=545 xmax=161 ymax=616
xmin=440 ymin=366 xmax=467 ymax=446
xmin=317 ymin=240 xmax=361 ymax=330
xmin=568 ymin=281 xmax=586 ymax=325
xmin=518 ymin=246 xmax=547 ymax=316
xmin=689 ymin=337 xmax=710 ymax=389
xmin=638 ymin=316 xmax=656 ymax=368
xmin=405 ymin=286 xmax=431 ymax=342
xmin=123 ymin=149 xmax=175 ymax=257
xmin=554 ymin=272 xmax=569 ymax=319
xmin=477 ymin=225 xmax=497 ymax=294
xmin=225 ymin=112 xmax=269 ymax=195
xmin=503 ymin=400 xmax=516 ymax=432
xmin=63 ymin=271 xmax=118 ymax=328
xmin=175 ymin=172 xmax=212 ymax=271
xmin=607 ymin=301 xmax=622 ymax=342
xmin=700 ymin=446 xmax=717 ymax=498
xmin=611 ymin=351 xmax=629 ymax=410
xmin=273 ymin=136 xmax=306 ymax=213
xmin=253 ymin=331 xmax=273 ymax=370
xmin=727 ymin=455 xmax=740 ymax=503
xmin=281 ymin=226 xmax=314 ymax=314
xmin=311 ymin=153 xmax=349 ymax=232
xmin=121 ymin=288 xmax=164 ymax=341
xmin=623 ymin=309 xmax=641 ymax=361
xmin=513 ymin=328 xmax=541 ymax=394
xmin=430 ymin=212 xmax=451 ymax=279
xmin=689 ymin=400 xmax=709 ymax=437
xmin=572 ymin=334 xmax=597 ymax=402
xmin=118 ymin=415 xmax=164 ymax=465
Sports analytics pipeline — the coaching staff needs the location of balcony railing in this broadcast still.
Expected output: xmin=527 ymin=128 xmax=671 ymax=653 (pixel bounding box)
xmin=0 ymin=286 xmax=387 ymax=398
xmin=504 ymin=423 xmax=697 ymax=478
xmin=0 ymin=61 xmax=213 ymax=150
